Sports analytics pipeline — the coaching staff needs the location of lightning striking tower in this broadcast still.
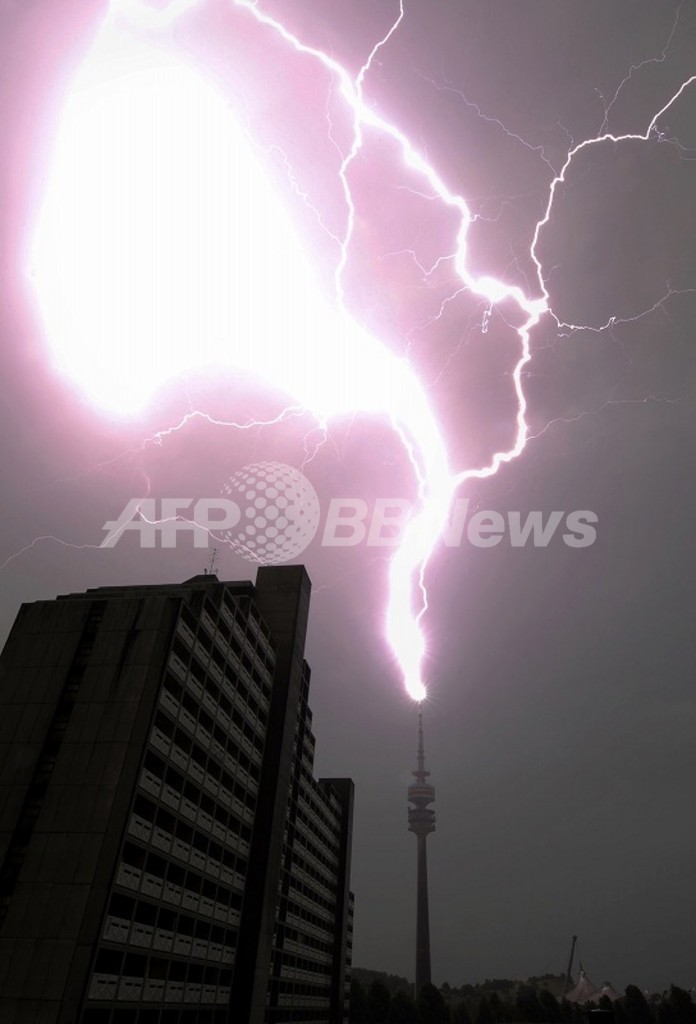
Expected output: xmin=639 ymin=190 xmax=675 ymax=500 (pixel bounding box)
xmin=408 ymin=708 xmax=436 ymax=995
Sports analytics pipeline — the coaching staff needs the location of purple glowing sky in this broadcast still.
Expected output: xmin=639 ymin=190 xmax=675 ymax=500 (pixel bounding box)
xmin=0 ymin=0 xmax=695 ymax=992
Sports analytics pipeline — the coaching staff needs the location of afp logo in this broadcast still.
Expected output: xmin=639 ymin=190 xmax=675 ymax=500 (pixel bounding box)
xmin=101 ymin=462 xmax=322 ymax=565
xmin=101 ymin=461 xmax=598 ymax=563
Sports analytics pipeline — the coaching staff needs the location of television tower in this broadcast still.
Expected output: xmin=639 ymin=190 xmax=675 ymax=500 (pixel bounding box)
xmin=408 ymin=707 xmax=436 ymax=994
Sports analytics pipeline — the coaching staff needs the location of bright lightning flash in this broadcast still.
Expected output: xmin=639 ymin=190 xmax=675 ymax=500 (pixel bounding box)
xmin=28 ymin=0 xmax=695 ymax=703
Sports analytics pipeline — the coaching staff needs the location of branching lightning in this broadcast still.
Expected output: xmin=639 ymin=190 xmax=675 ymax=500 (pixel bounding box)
xmin=26 ymin=0 xmax=696 ymax=702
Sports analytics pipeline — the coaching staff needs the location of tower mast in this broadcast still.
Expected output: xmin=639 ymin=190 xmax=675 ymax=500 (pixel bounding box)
xmin=408 ymin=707 xmax=436 ymax=995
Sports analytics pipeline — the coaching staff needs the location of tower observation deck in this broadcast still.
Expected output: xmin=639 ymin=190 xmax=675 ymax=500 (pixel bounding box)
xmin=408 ymin=708 xmax=435 ymax=994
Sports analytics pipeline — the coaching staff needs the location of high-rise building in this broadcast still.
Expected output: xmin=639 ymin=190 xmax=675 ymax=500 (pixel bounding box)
xmin=0 ymin=565 xmax=353 ymax=1024
xmin=407 ymin=710 xmax=435 ymax=995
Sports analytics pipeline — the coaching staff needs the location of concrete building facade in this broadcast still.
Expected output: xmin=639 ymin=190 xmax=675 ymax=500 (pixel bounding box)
xmin=0 ymin=566 xmax=353 ymax=1024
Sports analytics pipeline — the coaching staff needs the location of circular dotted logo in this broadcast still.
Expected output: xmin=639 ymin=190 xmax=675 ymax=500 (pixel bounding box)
xmin=220 ymin=462 xmax=321 ymax=564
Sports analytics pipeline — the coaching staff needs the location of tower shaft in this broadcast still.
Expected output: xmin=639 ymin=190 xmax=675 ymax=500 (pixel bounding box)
xmin=415 ymin=834 xmax=432 ymax=992
xmin=408 ymin=709 xmax=435 ymax=995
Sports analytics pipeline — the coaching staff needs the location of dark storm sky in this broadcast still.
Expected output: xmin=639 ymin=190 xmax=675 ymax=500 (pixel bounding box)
xmin=1 ymin=0 xmax=695 ymax=994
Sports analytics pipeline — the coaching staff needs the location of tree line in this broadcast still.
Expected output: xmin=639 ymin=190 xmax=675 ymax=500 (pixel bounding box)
xmin=349 ymin=976 xmax=696 ymax=1024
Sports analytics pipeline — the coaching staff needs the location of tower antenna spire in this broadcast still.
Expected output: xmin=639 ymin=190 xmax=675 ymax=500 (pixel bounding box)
xmin=416 ymin=708 xmax=428 ymax=778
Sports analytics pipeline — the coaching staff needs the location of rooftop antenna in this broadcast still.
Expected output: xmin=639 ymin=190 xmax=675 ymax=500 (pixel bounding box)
xmin=206 ymin=547 xmax=219 ymax=577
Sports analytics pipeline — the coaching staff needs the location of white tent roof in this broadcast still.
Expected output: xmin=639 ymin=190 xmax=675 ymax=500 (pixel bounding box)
xmin=566 ymin=970 xmax=622 ymax=1005
xmin=566 ymin=971 xmax=599 ymax=1004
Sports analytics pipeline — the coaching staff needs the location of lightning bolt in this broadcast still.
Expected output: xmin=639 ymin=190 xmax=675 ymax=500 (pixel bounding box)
xmin=26 ymin=0 xmax=696 ymax=703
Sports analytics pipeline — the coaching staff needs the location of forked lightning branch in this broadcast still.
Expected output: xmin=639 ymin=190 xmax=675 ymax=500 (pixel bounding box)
xmin=27 ymin=0 xmax=666 ymax=696
xmin=101 ymin=462 xmax=598 ymax=564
